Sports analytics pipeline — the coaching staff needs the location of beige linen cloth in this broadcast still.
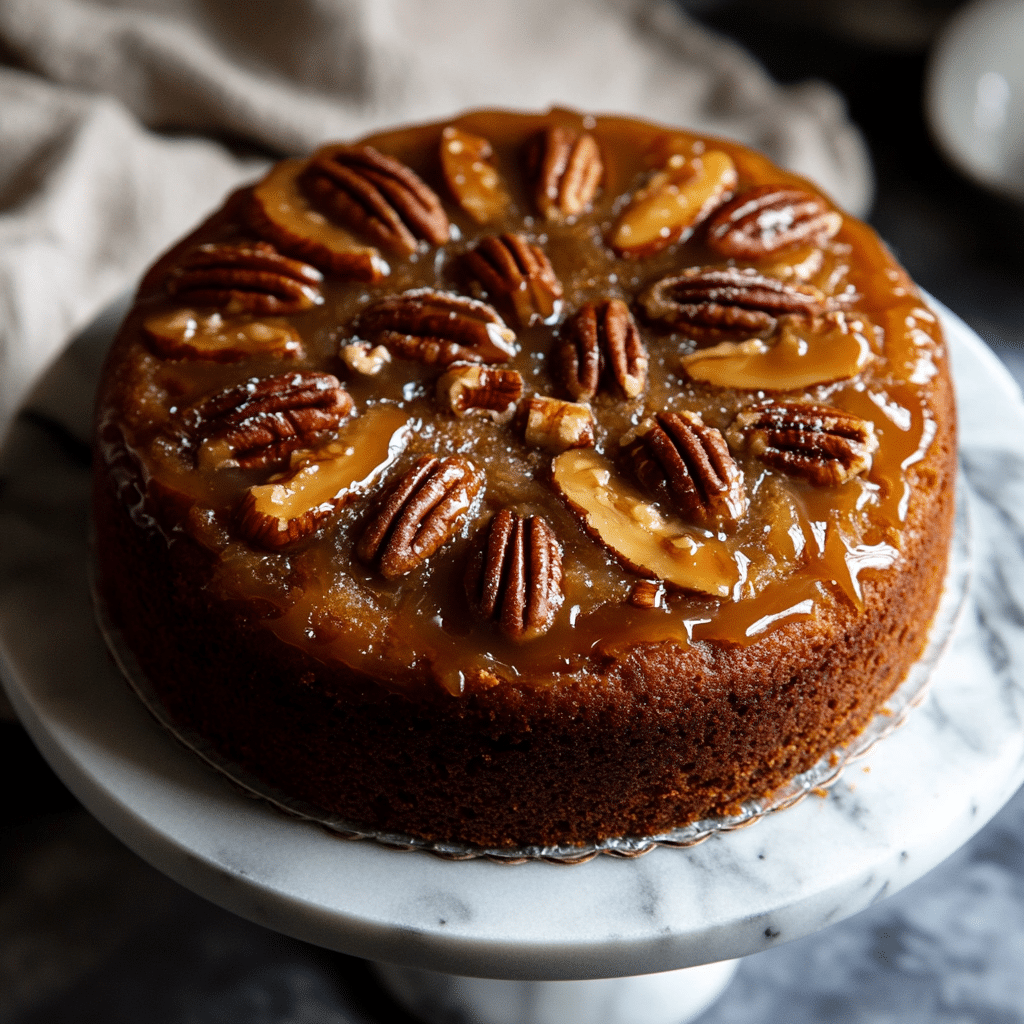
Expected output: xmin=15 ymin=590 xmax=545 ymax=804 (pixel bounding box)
xmin=0 ymin=0 xmax=873 ymax=435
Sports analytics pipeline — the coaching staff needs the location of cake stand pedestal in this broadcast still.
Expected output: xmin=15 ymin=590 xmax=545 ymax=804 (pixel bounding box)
xmin=4 ymin=299 xmax=1024 ymax=1024
xmin=374 ymin=960 xmax=740 ymax=1024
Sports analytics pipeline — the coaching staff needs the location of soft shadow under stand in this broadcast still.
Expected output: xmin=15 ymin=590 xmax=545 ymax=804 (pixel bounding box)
xmin=3 ymin=297 xmax=1023 ymax=1024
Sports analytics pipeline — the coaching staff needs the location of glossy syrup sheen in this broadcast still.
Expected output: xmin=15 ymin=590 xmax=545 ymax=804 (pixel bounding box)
xmin=101 ymin=109 xmax=949 ymax=695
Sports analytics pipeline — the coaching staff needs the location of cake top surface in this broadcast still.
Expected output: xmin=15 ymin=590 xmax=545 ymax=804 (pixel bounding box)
xmin=96 ymin=108 xmax=949 ymax=696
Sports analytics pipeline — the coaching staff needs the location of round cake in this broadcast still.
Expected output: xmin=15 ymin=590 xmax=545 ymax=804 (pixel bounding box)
xmin=92 ymin=108 xmax=957 ymax=850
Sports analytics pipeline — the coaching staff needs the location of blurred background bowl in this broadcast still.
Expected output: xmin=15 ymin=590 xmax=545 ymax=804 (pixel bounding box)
xmin=926 ymin=0 xmax=1024 ymax=203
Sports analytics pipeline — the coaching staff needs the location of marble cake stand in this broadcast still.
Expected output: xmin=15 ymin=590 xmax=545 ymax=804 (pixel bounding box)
xmin=3 ymin=298 xmax=1024 ymax=1024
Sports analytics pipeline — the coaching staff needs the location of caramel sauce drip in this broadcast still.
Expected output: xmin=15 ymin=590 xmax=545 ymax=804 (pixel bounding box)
xmin=105 ymin=108 xmax=949 ymax=694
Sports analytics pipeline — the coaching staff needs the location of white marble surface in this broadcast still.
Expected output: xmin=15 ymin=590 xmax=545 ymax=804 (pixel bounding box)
xmin=2 ymin=298 xmax=1024 ymax=985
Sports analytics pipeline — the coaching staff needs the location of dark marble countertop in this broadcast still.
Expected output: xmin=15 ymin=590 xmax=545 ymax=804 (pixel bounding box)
xmin=3 ymin=4 xmax=1024 ymax=1021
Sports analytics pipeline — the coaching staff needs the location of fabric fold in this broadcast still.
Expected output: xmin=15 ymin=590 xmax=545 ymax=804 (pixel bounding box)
xmin=0 ymin=0 xmax=873 ymax=432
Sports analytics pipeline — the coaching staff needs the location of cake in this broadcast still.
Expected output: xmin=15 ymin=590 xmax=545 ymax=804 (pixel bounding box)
xmin=92 ymin=108 xmax=957 ymax=850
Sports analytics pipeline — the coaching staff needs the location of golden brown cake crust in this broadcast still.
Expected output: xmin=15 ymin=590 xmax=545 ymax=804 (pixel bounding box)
xmin=92 ymin=108 xmax=957 ymax=849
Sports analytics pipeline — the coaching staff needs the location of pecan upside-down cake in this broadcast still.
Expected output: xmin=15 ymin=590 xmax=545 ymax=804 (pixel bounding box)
xmin=93 ymin=109 xmax=956 ymax=850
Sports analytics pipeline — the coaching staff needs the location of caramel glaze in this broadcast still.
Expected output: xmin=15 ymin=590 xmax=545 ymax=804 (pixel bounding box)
xmin=96 ymin=109 xmax=953 ymax=701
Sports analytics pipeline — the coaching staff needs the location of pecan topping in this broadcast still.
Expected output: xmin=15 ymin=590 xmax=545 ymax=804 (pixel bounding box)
xmin=637 ymin=267 xmax=827 ymax=342
xmin=705 ymin=185 xmax=843 ymax=259
xmin=727 ymin=402 xmax=879 ymax=486
xmin=469 ymin=510 xmax=564 ymax=641
xmin=300 ymin=144 xmax=450 ymax=255
xmin=143 ymin=309 xmax=302 ymax=362
xmin=357 ymin=456 xmax=483 ymax=578
xmin=609 ymin=150 xmax=736 ymax=258
xmin=628 ymin=411 xmax=746 ymax=528
xmin=340 ymin=341 xmax=392 ymax=376
xmin=463 ymin=233 xmax=563 ymax=327
xmin=358 ymin=289 xmax=517 ymax=365
xmin=187 ymin=372 xmax=352 ymax=470
xmin=526 ymin=125 xmax=603 ymax=222
xmin=440 ymin=126 xmax=510 ymax=224
xmin=558 ymin=299 xmax=648 ymax=401
xmin=521 ymin=395 xmax=596 ymax=451
xmin=166 ymin=242 xmax=323 ymax=314
xmin=437 ymin=364 xmax=523 ymax=423
xmin=247 ymin=159 xmax=389 ymax=282
xmin=237 ymin=482 xmax=329 ymax=550
xmin=628 ymin=579 xmax=665 ymax=609
xmin=235 ymin=410 xmax=409 ymax=549
xmin=679 ymin=310 xmax=876 ymax=391
xmin=551 ymin=448 xmax=738 ymax=597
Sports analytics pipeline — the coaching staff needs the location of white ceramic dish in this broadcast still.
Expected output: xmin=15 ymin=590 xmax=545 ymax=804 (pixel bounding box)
xmin=926 ymin=0 xmax=1024 ymax=203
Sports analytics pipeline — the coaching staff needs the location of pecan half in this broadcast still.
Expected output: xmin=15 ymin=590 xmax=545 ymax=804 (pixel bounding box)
xmin=358 ymin=289 xmax=517 ymax=365
xmin=166 ymin=242 xmax=323 ymax=314
xmin=437 ymin=363 xmax=523 ymax=423
xmin=463 ymin=233 xmax=563 ymax=327
xmin=468 ymin=510 xmax=564 ymax=641
xmin=300 ymin=144 xmax=450 ymax=255
xmin=237 ymin=468 xmax=332 ymax=549
xmin=611 ymin=317 xmax=654 ymax=396
xmin=187 ymin=372 xmax=352 ymax=470
xmin=637 ymin=267 xmax=827 ymax=342
xmin=143 ymin=309 xmax=302 ymax=362
xmin=628 ymin=579 xmax=665 ymax=609
xmin=705 ymin=185 xmax=843 ymax=259
xmin=526 ymin=125 xmax=603 ymax=222
xmin=551 ymin=448 xmax=737 ymax=597
xmin=609 ymin=149 xmax=736 ymax=258
xmin=340 ymin=340 xmax=392 ymax=376
xmin=440 ymin=126 xmax=510 ymax=224
xmin=558 ymin=299 xmax=648 ymax=401
xmin=247 ymin=159 xmax=389 ymax=281
xmin=521 ymin=395 xmax=596 ymax=451
xmin=628 ymin=411 xmax=746 ymax=528
xmin=727 ymin=402 xmax=879 ymax=486
xmin=357 ymin=456 xmax=483 ymax=578
xmin=235 ymin=410 xmax=409 ymax=549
